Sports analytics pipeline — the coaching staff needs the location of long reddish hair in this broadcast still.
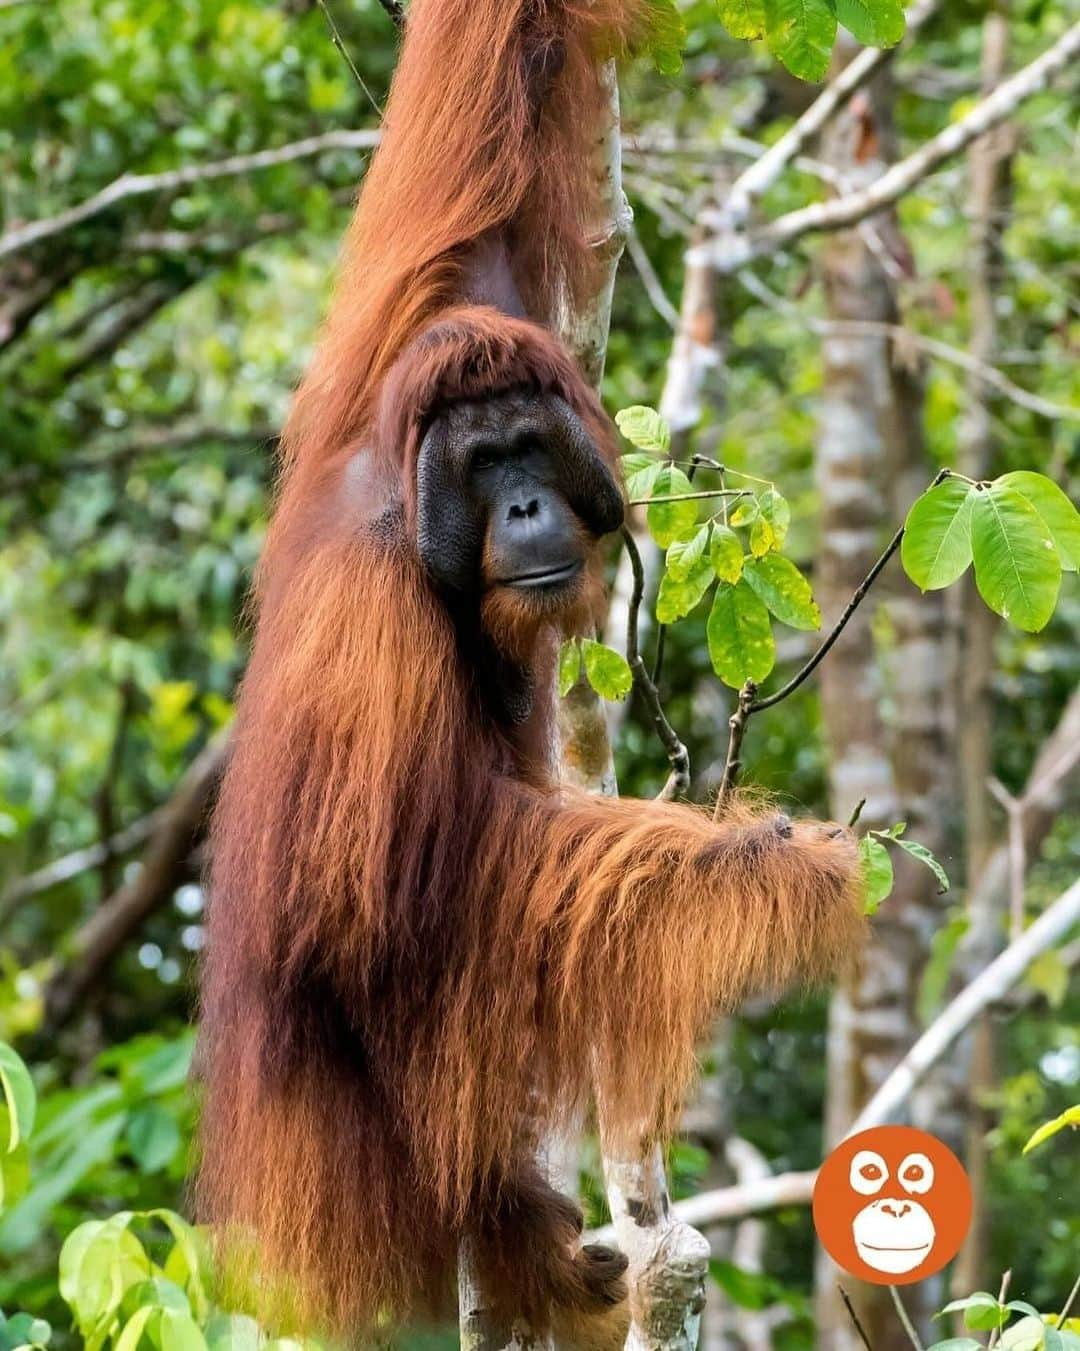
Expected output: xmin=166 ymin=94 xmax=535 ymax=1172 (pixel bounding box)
xmin=197 ymin=0 xmax=865 ymax=1336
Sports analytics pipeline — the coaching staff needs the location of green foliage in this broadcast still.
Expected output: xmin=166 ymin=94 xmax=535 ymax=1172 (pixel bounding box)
xmin=857 ymin=823 xmax=949 ymax=915
xmin=707 ymin=581 xmax=775 ymax=686
xmin=763 ymin=0 xmax=837 ymax=83
xmin=902 ymin=471 xmax=1078 ymax=633
xmin=581 ymin=639 xmax=634 ymax=701
xmin=0 ymin=1045 xmax=35 ymax=1154
xmin=929 ymin=1288 xmax=1080 ymax=1351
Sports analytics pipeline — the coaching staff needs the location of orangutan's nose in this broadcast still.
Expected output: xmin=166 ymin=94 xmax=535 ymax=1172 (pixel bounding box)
xmin=881 ymin=1201 xmax=911 ymax=1219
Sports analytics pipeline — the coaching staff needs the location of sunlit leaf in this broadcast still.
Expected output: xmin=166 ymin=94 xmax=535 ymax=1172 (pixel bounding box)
xmin=666 ymin=526 xmax=710 ymax=581
xmin=971 ymin=482 xmax=1061 ymax=631
xmin=558 ymin=639 xmax=583 ymax=697
xmin=706 ymin=581 xmax=775 ymax=688
xmin=749 ymin=516 xmax=775 ymax=557
xmin=125 ymin=1105 xmax=181 ymax=1172
xmin=581 ymin=639 xmax=633 ymax=701
xmin=998 ymin=1316 xmax=1046 ymax=1351
xmin=710 ymin=525 xmax=744 ymax=584
xmin=997 ymin=470 xmax=1080 ymax=572
xmin=901 ymin=478 xmax=977 ymax=590
xmin=858 ymin=836 xmax=893 ymax=914
xmin=757 ymin=488 xmax=790 ymax=548
xmin=1022 ymin=1104 xmax=1080 ymax=1154
xmin=615 ymin=405 xmax=671 ymax=454
xmin=743 ymin=555 xmax=821 ymax=631
xmin=622 ymin=453 xmax=664 ymax=500
xmin=763 ymin=0 xmax=837 ymax=81
xmin=716 ymin=0 xmax=766 ymax=39
xmin=642 ymin=0 xmax=686 ymax=73
xmin=647 ymin=466 xmax=699 ymax=547
xmin=656 ymin=556 xmax=714 ymax=623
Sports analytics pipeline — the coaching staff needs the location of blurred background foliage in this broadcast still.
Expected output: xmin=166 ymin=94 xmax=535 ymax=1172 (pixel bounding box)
xmin=0 ymin=0 xmax=1076 ymax=1346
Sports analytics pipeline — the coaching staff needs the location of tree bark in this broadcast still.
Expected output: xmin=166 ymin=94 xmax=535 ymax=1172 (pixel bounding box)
xmin=812 ymin=43 xmax=955 ymax=1351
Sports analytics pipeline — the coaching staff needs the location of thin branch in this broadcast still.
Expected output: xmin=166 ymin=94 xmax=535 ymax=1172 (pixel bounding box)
xmin=987 ymin=1271 xmax=1012 ymax=1351
xmin=624 ymin=224 xmax=679 ymax=331
xmin=1059 ymin=1272 xmax=1080 ymax=1325
xmin=622 ymin=528 xmax=690 ymax=800
xmin=695 ymin=21 xmax=1080 ymax=273
xmin=838 ymin=1286 xmax=874 ymax=1351
xmin=0 ymin=129 xmax=381 ymax=263
xmin=890 ymin=1286 xmax=925 ymax=1351
xmin=315 ymin=0 xmax=385 ymax=117
xmin=737 ymin=271 xmax=1078 ymax=422
xmin=659 ymin=876 xmax=1080 ymax=1228
xmin=626 ymin=488 xmax=745 ymax=506
xmin=43 ymin=738 xmax=228 ymax=1030
xmin=0 ymin=812 xmax=160 ymax=924
xmin=715 ymin=681 xmax=755 ymax=812
xmin=721 ymin=0 xmax=940 ymax=225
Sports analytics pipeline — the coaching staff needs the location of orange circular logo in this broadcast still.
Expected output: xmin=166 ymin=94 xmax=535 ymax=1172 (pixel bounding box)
xmin=812 ymin=1126 xmax=972 ymax=1285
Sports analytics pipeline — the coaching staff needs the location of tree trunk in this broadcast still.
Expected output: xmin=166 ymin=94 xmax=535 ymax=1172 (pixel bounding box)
xmin=813 ymin=43 xmax=955 ymax=1351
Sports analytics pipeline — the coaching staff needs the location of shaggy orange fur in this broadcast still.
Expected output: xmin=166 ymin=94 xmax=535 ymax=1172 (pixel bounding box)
xmin=197 ymin=0 xmax=865 ymax=1339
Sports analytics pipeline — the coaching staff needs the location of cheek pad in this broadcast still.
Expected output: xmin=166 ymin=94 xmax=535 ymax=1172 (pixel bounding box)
xmin=415 ymin=422 xmax=486 ymax=594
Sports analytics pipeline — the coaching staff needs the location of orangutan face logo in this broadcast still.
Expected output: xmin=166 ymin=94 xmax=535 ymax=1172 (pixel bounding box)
xmin=849 ymin=1148 xmax=936 ymax=1274
xmin=813 ymin=1127 xmax=972 ymax=1285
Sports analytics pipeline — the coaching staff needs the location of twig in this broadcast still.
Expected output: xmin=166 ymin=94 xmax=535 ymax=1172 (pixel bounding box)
xmin=736 ymin=271 xmax=1078 ymax=423
xmin=838 ymin=1286 xmax=874 ymax=1351
xmin=622 ymin=528 xmax=690 ymax=800
xmin=890 ymin=1286 xmax=924 ymax=1351
xmin=714 ymin=682 xmax=755 ymax=813
xmin=0 ymin=129 xmax=380 ymax=263
xmin=655 ymin=875 xmax=1080 ymax=1228
xmin=847 ymin=799 xmax=867 ymax=829
xmin=987 ymin=1270 xmax=1012 ymax=1351
xmin=626 ymin=488 xmax=745 ymax=506
xmin=695 ymin=21 xmax=1080 ymax=274
xmin=712 ymin=469 xmax=952 ymax=801
xmin=315 ymin=0 xmax=385 ymax=117
xmin=1059 ymin=1271 xmax=1080 ymax=1326
xmin=625 ymin=224 xmax=679 ymax=331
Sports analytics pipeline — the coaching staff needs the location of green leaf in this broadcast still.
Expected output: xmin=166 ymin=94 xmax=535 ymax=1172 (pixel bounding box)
xmin=622 ymin=454 xmax=664 ymax=500
xmin=997 ymin=471 xmax=1080 ymax=572
xmin=939 ymin=1293 xmax=1006 ymax=1333
xmin=1024 ymin=950 xmax=1069 ymax=1008
xmin=657 ymin=556 xmax=715 ymax=623
xmin=999 ymin=1318 xmax=1049 ymax=1351
xmin=1022 ymin=1104 xmax=1080 ymax=1155
xmin=757 ymin=488 xmax=791 ymax=548
xmin=0 ymin=1043 xmax=36 ymax=1152
xmin=114 ymin=1307 xmax=158 ymax=1351
xmin=901 ymin=478 xmax=977 ymax=591
xmin=716 ymin=0 xmax=766 ymax=39
xmin=925 ymin=1341 xmax=985 ymax=1351
xmin=972 ymin=482 xmax=1061 ymax=631
xmin=763 ymin=0 xmax=837 ymax=81
xmin=743 ymin=555 xmax=821 ymax=631
xmin=749 ymin=515 xmax=775 ymax=557
xmin=147 ymin=1209 xmax=210 ymax=1318
xmin=917 ymin=913 xmax=968 ymax=1024
xmin=710 ymin=525 xmax=744 ymax=584
xmin=581 ymin=639 xmax=633 ymax=701
xmin=858 ymin=836 xmax=893 ymax=914
xmin=615 ymin=405 xmax=671 ymax=454
xmin=647 ymin=466 xmax=700 ymax=547
xmin=890 ymin=836 xmax=950 ymax=893
xmin=642 ymin=0 xmax=687 ymax=73
xmin=159 ymin=1311 xmax=208 ymax=1351
xmin=0 ymin=1140 xmax=30 ymax=1208
xmin=730 ymin=497 xmax=758 ymax=527
xmin=835 ymin=0 xmax=904 ymax=46
xmin=706 ymin=581 xmax=775 ymax=689
xmin=666 ymin=526 xmax=710 ymax=581
xmin=558 ymin=639 xmax=583 ymax=697
xmin=204 ymin=1315 xmax=263 ymax=1351
xmin=125 ymin=1106 xmax=181 ymax=1172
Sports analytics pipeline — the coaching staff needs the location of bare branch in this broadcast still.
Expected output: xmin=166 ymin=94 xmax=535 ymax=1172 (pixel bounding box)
xmin=622 ymin=528 xmax=690 ymax=800
xmin=43 ymin=738 xmax=228 ymax=1030
xmin=737 ymin=271 xmax=1078 ymax=422
xmin=624 ymin=225 xmax=679 ymax=331
xmin=0 ymin=129 xmax=380 ymax=263
xmin=721 ymin=0 xmax=940 ymax=225
xmin=0 ymin=812 xmax=159 ymax=922
xmin=695 ymin=21 xmax=1080 ymax=273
